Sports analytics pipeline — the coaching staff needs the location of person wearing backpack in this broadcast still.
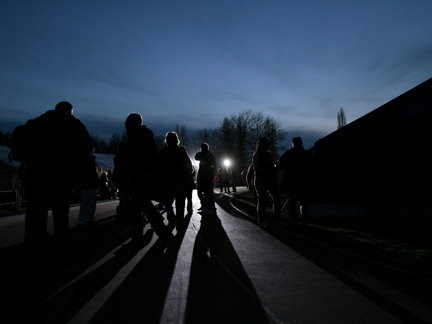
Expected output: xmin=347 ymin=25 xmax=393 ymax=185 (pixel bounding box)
xmin=15 ymin=101 xmax=91 ymax=260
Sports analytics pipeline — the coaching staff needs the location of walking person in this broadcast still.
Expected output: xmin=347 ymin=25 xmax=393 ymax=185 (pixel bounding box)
xmin=279 ymin=136 xmax=310 ymax=224
xmin=252 ymin=137 xmax=283 ymax=228
xmin=160 ymin=132 xmax=194 ymax=230
xmin=195 ymin=143 xmax=217 ymax=215
xmin=122 ymin=113 xmax=172 ymax=248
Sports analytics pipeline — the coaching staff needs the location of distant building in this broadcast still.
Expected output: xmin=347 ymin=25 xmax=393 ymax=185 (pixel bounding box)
xmin=310 ymin=78 xmax=432 ymax=217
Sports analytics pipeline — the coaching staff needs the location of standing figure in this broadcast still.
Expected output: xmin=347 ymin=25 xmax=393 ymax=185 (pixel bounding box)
xmin=279 ymin=137 xmax=310 ymax=223
xmin=76 ymin=140 xmax=99 ymax=229
xmin=195 ymin=143 xmax=217 ymax=215
xmin=18 ymin=101 xmax=91 ymax=258
xmin=160 ymin=132 xmax=194 ymax=230
xmin=217 ymin=168 xmax=224 ymax=192
xmin=113 ymin=141 xmax=130 ymax=222
xmin=221 ymin=167 xmax=230 ymax=193
xmin=122 ymin=113 xmax=172 ymax=247
xmin=246 ymin=163 xmax=257 ymax=205
xmin=252 ymin=137 xmax=283 ymax=228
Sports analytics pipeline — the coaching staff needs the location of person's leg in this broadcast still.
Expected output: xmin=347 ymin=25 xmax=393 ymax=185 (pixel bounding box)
xmin=142 ymin=198 xmax=171 ymax=238
xmin=255 ymin=178 xmax=269 ymax=225
xmin=164 ymin=196 xmax=176 ymax=225
xmin=25 ymin=187 xmax=49 ymax=252
xmin=51 ymin=187 xmax=71 ymax=256
xmin=267 ymin=179 xmax=282 ymax=222
xmin=288 ymin=191 xmax=299 ymax=220
xmin=77 ymin=189 xmax=92 ymax=226
xmin=203 ymin=179 xmax=216 ymax=211
xmin=197 ymin=180 xmax=204 ymax=208
xmin=129 ymin=192 xmax=145 ymax=244
xmin=175 ymin=194 xmax=186 ymax=220
xmin=299 ymin=191 xmax=309 ymax=222
xmin=186 ymin=190 xmax=193 ymax=212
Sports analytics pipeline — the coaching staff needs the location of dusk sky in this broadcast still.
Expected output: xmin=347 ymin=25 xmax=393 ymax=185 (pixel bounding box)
xmin=1 ymin=1 xmax=432 ymax=148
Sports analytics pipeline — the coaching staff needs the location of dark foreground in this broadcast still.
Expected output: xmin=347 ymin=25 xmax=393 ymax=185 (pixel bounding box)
xmin=0 ymin=188 xmax=431 ymax=324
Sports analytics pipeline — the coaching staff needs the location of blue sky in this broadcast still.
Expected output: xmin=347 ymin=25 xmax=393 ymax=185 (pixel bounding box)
xmin=1 ymin=0 xmax=432 ymax=148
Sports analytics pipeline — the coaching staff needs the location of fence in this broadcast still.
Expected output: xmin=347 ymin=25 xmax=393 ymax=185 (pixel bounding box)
xmin=0 ymin=190 xmax=26 ymax=211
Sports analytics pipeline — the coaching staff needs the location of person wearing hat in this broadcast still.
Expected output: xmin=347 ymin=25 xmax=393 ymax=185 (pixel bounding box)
xmin=252 ymin=137 xmax=283 ymax=228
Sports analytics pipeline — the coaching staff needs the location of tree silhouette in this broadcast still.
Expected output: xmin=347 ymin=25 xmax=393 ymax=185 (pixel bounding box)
xmin=337 ymin=107 xmax=347 ymax=129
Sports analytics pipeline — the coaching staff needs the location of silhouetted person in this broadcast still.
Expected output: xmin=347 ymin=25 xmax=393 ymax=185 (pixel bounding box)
xmin=113 ymin=141 xmax=130 ymax=222
xmin=246 ymin=163 xmax=257 ymax=205
xmin=22 ymin=101 xmax=91 ymax=258
xmin=160 ymin=132 xmax=194 ymax=230
xmin=107 ymin=170 xmax=117 ymax=199
xmin=123 ymin=113 xmax=172 ymax=247
xmin=217 ymin=168 xmax=224 ymax=192
xmin=252 ymin=137 xmax=282 ymax=228
xmin=99 ymin=171 xmax=110 ymax=200
xmin=76 ymin=140 xmax=99 ymax=229
xmin=195 ymin=143 xmax=217 ymax=214
xmin=221 ymin=167 xmax=230 ymax=193
xmin=279 ymin=136 xmax=310 ymax=223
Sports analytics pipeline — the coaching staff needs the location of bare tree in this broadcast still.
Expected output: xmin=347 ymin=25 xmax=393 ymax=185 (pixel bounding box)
xmin=337 ymin=107 xmax=347 ymax=129
xmin=212 ymin=110 xmax=286 ymax=169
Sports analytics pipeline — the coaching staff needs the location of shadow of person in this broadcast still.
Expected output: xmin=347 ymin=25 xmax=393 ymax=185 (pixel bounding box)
xmin=185 ymin=214 xmax=270 ymax=324
xmin=1 ymin=217 xmax=145 ymax=324
xmin=87 ymin=210 xmax=193 ymax=324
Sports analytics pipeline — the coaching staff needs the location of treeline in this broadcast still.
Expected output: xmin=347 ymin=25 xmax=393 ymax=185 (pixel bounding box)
xmin=92 ymin=110 xmax=287 ymax=173
xmin=0 ymin=131 xmax=11 ymax=146
xmin=2 ymin=110 xmax=286 ymax=173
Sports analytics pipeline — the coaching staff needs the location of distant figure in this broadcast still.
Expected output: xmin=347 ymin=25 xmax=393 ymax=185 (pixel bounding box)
xmin=217 ymin=168 xmax=224 ymax=192
xmin=221 ymin=167 xmax=230 ymax=193
xmin=195 ymin=143 xmax=217 ymax=214
xmin=122 ymin=113 xmax=172 ymax=247
xmin=113 ymin=141 xmax=130 ymax=222
xmin=252 ymin=137 xmax=283 ymax=228
xmin=107 ymin=170 xmax=117 ymax=199
xmin=99 ymin=171 xmax=110 ymax=200
xmin=76 ymin=140 xmax=99 ymax=229
xmin=160 ymin=132 xmax=194 ymax=230
xmin=246 ymin=163 xmax=257 ymax=205
xmin=279 ymin=136 xmax=310 ymax=223
xmin=228 ymin=168 xmax=236 ymax=192
xmin=20 ymin=101 xmax=91 ymax=258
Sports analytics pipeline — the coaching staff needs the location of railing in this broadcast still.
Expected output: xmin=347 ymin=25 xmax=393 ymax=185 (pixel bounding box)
xmin=0 ymin=190 xmax=26 ymax=210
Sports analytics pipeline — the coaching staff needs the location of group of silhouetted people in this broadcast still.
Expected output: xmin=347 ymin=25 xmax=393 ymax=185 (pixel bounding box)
xmin=251 ymin=136 xmax=310 ymax=228
xmin=14 ymin=102 xmax=223 ymax=259
xmin=14 ymin=100 xmax=311 ymax=260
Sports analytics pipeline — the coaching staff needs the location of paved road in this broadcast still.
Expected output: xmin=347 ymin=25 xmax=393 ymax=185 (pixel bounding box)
xmin=0 ymin=188 xmax=431 ymax=324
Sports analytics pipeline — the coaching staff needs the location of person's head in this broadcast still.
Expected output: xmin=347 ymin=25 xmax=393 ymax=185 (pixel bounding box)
xmin=55 ymin=101 xmax=73 ymax=114
xmin=165 ymin=132 xmax=180 ymax=146
xmin=292 ymin=136 xmax=303 ymax=148
xmin=258 ymin=137 xmax=270 ymax=150
xmin=200 ymin=143 xmax=209 ymax=153
xmin=124 ymin=113 xmax=142 ymax=130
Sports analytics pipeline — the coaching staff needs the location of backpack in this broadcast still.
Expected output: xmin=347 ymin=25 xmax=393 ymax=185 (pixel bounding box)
xmin=9 ymin=123 xmax=31 ymax=162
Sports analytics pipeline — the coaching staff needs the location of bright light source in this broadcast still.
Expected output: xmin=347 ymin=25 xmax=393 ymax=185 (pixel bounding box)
xmin=224 ymin=159 xmax=231 ymax=167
